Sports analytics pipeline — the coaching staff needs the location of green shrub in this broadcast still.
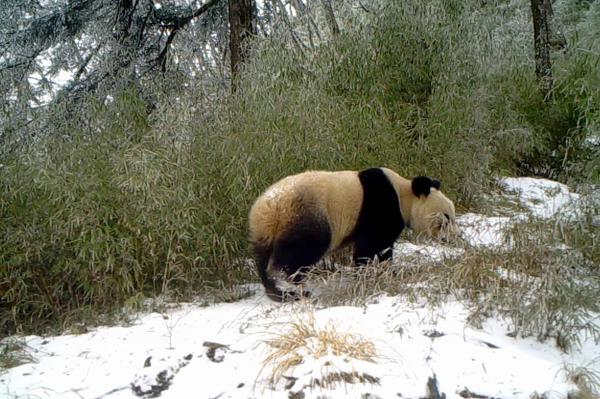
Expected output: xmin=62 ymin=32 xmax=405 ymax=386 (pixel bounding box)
xmin=1 ymin=90 xmax=252 ymax=334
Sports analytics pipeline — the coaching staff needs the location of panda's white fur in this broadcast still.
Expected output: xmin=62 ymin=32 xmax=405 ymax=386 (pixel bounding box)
xmin=249 ymin=167 xmax=457 ymax=301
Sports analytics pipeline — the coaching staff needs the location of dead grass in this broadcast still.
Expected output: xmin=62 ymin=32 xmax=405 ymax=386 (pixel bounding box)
xmin=0 ymin=339 xmax=35 ymax=370
xmin=262 ymin=312 xmax=377 ymax=389
xmin=563 ymin=362 xmax=600 ymax=399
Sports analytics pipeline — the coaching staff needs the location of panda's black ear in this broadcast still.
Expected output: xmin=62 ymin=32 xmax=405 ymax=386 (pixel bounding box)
xmin=411 ymin=176 xmax=438 ymax=197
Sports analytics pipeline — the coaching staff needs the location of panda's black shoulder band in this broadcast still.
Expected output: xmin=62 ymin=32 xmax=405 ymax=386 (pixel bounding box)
xmin=351 ymin=168 xmax=404 ymax=263
xmin=411 ymin=176 xmax=441 ymax=197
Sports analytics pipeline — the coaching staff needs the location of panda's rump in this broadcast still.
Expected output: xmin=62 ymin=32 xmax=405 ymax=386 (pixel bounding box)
xmin=248 ymin=182 xmax=327 ymax=240
xmin=248 ymin=176 xmax=297 ymax=241
xmin=249 ymin=170 xmax=362 ymax=273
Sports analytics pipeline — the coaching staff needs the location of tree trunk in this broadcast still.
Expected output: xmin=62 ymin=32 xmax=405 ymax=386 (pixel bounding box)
xmin=530 ymin=0 xmax=553 ymax=99
xmin=229 ymin=0 xmax=255 ymax=90
xmin=321 ymin=0 xmax=340 ymax=39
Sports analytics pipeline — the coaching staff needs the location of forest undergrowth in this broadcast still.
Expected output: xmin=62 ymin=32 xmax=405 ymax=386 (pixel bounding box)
xmin=0 ymin=0 xmax=598 ymax=335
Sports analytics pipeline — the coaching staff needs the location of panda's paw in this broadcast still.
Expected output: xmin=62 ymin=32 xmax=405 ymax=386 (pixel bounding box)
xmin=277 ymin=288 xmax=310 ymax=302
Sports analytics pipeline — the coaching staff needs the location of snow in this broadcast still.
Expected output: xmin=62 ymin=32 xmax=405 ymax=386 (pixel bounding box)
xmin=394 ymin=242 xmax=464 ymax=262
xmin=3 ymin=294 xmax=596 ymax=399
xmin=585 ymin=135 xmax=600 ymax=146
xmin=499 ymin=177 xmax=581 ymax=220
xmin=4 ymin=294 xmax=595 ymax=399
xmin=457 ymin=213 xmax=513 ymax=248
xmin=1 ymin=177 xmax=598 ymax=399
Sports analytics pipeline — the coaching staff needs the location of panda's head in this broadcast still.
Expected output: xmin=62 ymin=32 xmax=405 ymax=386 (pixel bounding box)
xmin=408 ymin=176 xmax=459 ymax=241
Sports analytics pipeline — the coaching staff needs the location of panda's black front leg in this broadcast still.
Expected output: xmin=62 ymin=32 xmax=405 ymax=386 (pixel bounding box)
xmin=353 ymin=236 xmax=394 ymax=266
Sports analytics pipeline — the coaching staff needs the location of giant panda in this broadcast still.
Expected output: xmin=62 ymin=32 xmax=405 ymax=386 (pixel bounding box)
xmin=248 ymin=167 xmax=458 ymax=301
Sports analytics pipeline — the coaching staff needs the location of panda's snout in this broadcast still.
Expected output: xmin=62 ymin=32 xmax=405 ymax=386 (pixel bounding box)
xmin=437 ymin=221 xmax=459 ymax=243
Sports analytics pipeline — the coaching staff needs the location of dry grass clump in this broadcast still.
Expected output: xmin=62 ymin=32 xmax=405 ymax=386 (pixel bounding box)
xmin=563 ymin=363 xmax=600 ymax=399
xmin=0 ymin=339 xmax=35 ymax=370
xmin=308 ymin=260 xmax=403 ymax=307
xmin=307 ymin=245 xmax=473 ymax=307
xmin=262 ymin=313 xmax=378 ymax=389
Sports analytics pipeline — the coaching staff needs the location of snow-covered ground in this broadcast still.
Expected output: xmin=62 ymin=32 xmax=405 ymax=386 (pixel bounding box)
xmin=1 ymin=177 xmax=597 ymax=399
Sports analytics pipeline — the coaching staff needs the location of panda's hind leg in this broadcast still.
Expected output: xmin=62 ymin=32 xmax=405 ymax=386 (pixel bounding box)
xmin=271 ymin=209 xmax=331 ymax=291
xmin=253 ymin=242 xmax=289 ymax=302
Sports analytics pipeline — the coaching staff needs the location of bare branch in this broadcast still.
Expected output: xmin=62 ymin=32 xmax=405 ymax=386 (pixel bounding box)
xmin=153 ymin=0 xmax=223 ymax=72
xmin=153 ymin=0 xmax=222 ymax=29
